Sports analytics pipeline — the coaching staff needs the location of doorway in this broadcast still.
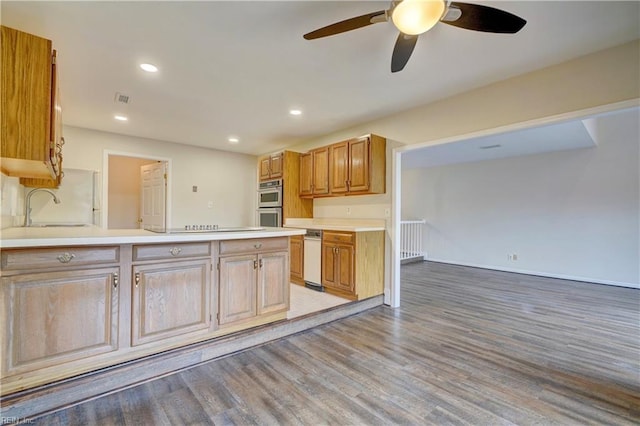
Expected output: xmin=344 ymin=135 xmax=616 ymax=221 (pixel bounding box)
xmin=103 ymin=151 xmax=171 ymax=229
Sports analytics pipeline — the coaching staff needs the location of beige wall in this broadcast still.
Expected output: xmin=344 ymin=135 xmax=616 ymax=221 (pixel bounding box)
xmin=62 ymin=126 xmax=258 ymax=228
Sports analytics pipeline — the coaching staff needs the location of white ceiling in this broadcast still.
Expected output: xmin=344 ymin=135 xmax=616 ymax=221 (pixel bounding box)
xmin=2 ymin=1 xmax=639 ymax=156
xmin=402 ymin=117 xmax=598 ymax=168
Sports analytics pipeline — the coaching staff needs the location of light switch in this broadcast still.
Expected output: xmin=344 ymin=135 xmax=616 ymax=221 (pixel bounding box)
xmin=192 ymin=186 xmax=198 ymax=192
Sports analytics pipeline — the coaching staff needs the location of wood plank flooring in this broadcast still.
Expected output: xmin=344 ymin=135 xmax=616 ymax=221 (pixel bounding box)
xmin=31 ymin=262 xmax=640 ymax=425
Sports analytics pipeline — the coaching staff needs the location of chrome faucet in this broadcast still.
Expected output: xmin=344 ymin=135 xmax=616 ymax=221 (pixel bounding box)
xmin=24 ymin=188 xmax=61 ymax=227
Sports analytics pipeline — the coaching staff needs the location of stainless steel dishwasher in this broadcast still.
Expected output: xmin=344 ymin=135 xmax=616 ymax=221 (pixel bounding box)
xmin=303 ymin=229 xmax=323 ymax=291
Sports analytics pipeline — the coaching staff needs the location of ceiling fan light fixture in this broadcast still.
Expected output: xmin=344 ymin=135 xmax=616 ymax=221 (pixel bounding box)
xmin=391 ymin=0 xmax=446 ymax=35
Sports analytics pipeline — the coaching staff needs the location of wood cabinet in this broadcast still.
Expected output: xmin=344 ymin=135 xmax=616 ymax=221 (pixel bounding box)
xmin=0 ymin=246 xmax=120 ymax=380
xmin=282 ymin=151 xmax=313 ymax=220
xmin=218 ymin=237 xmax=289 ymax=327
xmin=299 ymin=146 xmax=329 ymax=197
xmin=322 ymin=230 xmax=385 ymax=300
xmin=131 ymin=259 xmax=211 ymax=346
xmin=1 ymin=26 xmax=64 ymax=186
xmin=131 ymin=242 xmax=213 ymax=346
xmin=322 ymin=231 xmax=355 ymax=296
xmin=259 ymin=152 xmax=283 ymax=181
xmin=289 ymin=234 xmax=304 ymax=285
xmin=302 ymin=134 xmax=385 ymax=198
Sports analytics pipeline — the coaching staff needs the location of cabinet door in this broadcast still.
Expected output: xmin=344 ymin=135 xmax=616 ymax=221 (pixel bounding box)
xmin=1 ymin=267 xmax=119 ymax=376
xmin=329 ymin=141 xmax=349 ymax=194
xmin=348 ymin=137 xmax=370 ymax=192
xmin=131 ymin=259 xmax=211 ymax=346
xmin=257 ymin=251 xmax=289 ymax=315
xmin=290 ymin=235 xmax=304 ymax=284
xmin=335 ymin=244 xmax=355 ymax=294
xmin=270 ymin=153 xmax=283 ymax=178
xmin=299 ymin=152 xmax=313 ymax=197
xmin=312 ymin=147 xmax=330 ymax=195
xmin=218 ymin=254 xmax=257 ymax=326
xmin=322 ymin=243 xmax=338 ymax=289
xmin=259 ymin=157 xmax=271 ymax=181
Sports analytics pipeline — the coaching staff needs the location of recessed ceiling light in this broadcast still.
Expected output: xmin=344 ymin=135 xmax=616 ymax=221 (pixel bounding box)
xmin=114 ymin=115 xmax=128 ymax=121
xmin=289 ymin=109 xmax=302 ymax=116
xmin=140 ymin=63 xmax=158 ymax=73
xmin=228 ymin=137 xmax=239 ymax=144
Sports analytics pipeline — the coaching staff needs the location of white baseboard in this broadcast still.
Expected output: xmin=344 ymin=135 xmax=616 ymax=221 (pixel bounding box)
xmin=424 ymin=258 xmax=640 ymax=289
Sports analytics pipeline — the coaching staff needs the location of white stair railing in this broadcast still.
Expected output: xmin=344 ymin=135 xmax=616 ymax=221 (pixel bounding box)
xmin=400 ymin=220 xmax=426 ymax=261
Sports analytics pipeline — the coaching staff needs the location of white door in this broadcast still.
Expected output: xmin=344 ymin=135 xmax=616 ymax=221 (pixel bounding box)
xmin=140 ymin=162 xmax=166 ymax=231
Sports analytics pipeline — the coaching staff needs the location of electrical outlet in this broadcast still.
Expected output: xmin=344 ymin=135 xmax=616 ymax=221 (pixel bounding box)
xmin=513 ymin=254 xmax=518 ymax=261
xmin=346 ymin=207 xmax=351 ymax=215
xmin=192 ymin=186 xmax=198 ymax=192
xmin=207 ymin=201 xmax=213 ymax=209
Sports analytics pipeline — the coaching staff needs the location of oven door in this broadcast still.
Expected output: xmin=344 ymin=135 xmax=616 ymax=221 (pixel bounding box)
xmin=257 ymin=187 xmax=282 ymax=208
xmin=257 ymin=208 xmax=282 ymax=228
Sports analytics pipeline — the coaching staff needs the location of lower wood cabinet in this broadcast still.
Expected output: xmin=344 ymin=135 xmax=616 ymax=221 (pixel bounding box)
xmin=322 ymin=230 xmax=384 ymax=300
xmin=0 ymin=236 xmax=292 ymax=395
xmin=290 ymin=234 xmax=304 ymax=285
xmin=131 ymin=259 xmax=211 ymax=346
xmin=1 ymin=266 xmax=120 ymax=377
xmin=218 ymin=237 xmax=289 ymax=327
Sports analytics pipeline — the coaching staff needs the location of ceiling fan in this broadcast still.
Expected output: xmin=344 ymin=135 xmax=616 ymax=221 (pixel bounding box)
xmin=303 ymin=0 xmax=527 ymax=72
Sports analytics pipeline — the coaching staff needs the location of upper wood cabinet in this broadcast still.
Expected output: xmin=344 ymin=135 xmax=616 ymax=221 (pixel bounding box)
xmin=299 ymin=146 xmax=329 ymax=198
xmin=1 ymin=26 xmax=63 ymax=186
xmin=302 ymin=134 xmax=385 ymax=198
xmin=259 ymin=152 xmax=283 ymax=181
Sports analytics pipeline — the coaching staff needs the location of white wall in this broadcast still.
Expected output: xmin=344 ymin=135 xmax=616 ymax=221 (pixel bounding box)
xmin=58 ymin=126 xmax=258 ymax=228
xmin=402 ymin=109 xmax=640 ymax=287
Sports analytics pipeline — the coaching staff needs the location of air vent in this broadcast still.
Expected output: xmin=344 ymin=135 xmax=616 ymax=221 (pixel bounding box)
xmin=479 ymin=144 xmax=502 ymax=150
xmin=114 ymin=92 xmax=131 ymax=104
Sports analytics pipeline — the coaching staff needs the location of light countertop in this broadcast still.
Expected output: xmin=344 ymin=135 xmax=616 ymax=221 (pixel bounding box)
xmin=284 ymin=218 xmax=385 ymax=232
xmin=0 ymin=226 xmax=305 ymax=248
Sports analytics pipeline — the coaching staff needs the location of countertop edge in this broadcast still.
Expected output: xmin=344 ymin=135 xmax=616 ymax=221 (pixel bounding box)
xmin=0 ymin=228 xmax=306 ymax=249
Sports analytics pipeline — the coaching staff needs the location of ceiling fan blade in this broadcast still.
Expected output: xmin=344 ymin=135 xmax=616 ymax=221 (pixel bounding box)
xmin=303 ymin=10 xmax=387 ymax=40
xmin=444 ymin=2 xmax=526 ymax=34
xmin=391 ymin=33 xmax=418 ymax=73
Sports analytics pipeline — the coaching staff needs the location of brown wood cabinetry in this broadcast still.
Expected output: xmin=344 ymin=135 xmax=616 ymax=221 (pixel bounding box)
xmin=0 ymin=246 xmax=120 ymax=385
xmin=218 ymin=237 xmax=289 ymax=327
xmin=131 ymin=259 xmax=211 ymax=346
xmin=259 ymin=152 xmax=283 ymax=181
xmin=289 ymin=234 xmax=304 ymax=285
xmin=1 ymin=26 xmax=64 ymax=186
xmin=299 ymin=147 xmax=329 ymax=197
xmin=302 ymin=134 xmax=385 ymax=198
xmin=131 ymin=242 xmax=213 ymax=346
xmin=321 ymin=230 xmax=384 ymax=300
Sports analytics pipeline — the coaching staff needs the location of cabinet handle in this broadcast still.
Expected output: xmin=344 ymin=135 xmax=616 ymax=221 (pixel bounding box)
xmin=259 ymin=259 xmax=263 ymax=268
xmin=113 ymin=272 xmax=119 ymax=289
xmin=254 ymin=243 xmax=262 ymax=249
xmin=56 ymin=252 xmax=75 ymax=263
xmin=135 ymin=272 xmax=140 ymax=287
xmin=169 ymin=247 xmax=182 ymax=256
xmin=253 ymin=260 xmax=258 ymax=269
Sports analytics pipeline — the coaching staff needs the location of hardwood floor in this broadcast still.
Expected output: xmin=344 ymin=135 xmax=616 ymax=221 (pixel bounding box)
xmin=32 ymin=261 xmax=640 ymax=425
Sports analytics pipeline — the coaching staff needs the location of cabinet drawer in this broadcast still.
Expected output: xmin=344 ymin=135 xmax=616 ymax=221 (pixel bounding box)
xmin=323 ymin=231 xmax=355 ymax=245
xmin=133 ymin=242 xmax=211 ymax=261
xmin=219 ymin=237 xmax=288 ymax=256
xmin=1 ymin=246 xmax=119 ymax=271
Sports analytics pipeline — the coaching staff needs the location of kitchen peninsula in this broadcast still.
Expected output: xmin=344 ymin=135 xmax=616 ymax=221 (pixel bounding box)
xmin=0 ymin=226 xmax=305 ymax=397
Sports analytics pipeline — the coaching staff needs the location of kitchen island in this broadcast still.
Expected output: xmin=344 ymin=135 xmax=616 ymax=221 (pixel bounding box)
xmin=0 ymin=226 xmax=305 ymax=398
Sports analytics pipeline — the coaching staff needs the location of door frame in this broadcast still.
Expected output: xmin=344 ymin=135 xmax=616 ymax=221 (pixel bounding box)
xmin=102 ymin=150 xmax=172 ymax=229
